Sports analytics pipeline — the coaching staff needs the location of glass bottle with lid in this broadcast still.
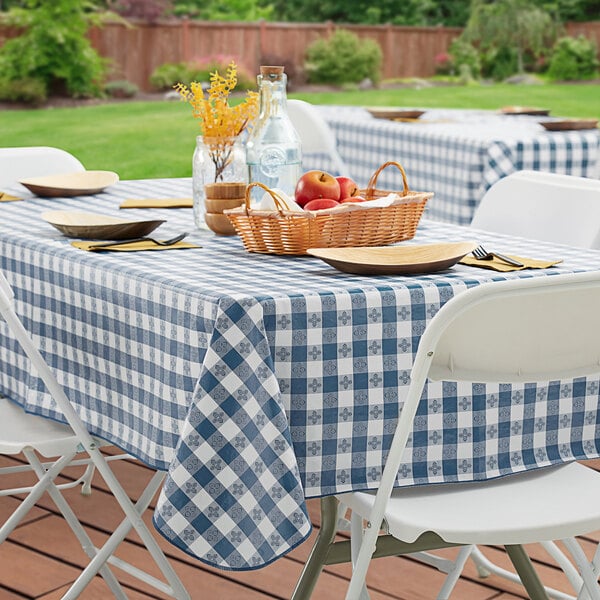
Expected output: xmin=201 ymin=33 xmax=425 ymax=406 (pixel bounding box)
xmin=246 ymin=65 xmax=302 ymax=202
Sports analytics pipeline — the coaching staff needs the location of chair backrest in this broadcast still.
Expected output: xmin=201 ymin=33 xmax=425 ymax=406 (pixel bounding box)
xmin=371 ymin=271 xmax=600 ymax=526
xmin=287 ymin=99 xmax=349 ymax=176
xmin=470 ymin=170 xmax=600 ymax=249
xmin=0 ymin=270 xmax=95 ymax=448
xmin=0 ymin=146 xmax=85 ymax=188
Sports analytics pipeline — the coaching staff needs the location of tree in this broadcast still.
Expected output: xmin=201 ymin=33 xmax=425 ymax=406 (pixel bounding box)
xmin=107 ymin=0 xmax=173 ymax=22
xmin=173 ymin=0 xmax=272 ymax=20
xmin=269 ymin=0 xmax=471 ymax=25
xmin=463 ymin=0 xmax=558 ymax=74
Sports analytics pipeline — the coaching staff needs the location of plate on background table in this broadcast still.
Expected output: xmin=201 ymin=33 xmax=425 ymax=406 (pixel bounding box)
xmin=20 ymin=170 xmax=119 ymax=197
xmin=42 ymin=210 xmax=165 ymax=240
xmin=307 ymin=241 xmax=478 ymax=275
xmin=366 ymin=107 xmax=426 ymax=120
xmin=500 ymin=106 xmax=550 ymax=116
xmin=540 ymin=119 xmax=598 ymax=131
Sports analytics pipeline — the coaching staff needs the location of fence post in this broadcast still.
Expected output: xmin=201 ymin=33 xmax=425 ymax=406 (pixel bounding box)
xmin=259 ymin=18 xmax=267 ymax=63
xmin=182 ymin=17 xmax=191 ymax=62
xmin=385 ymin=23 xmax=394 ymax=80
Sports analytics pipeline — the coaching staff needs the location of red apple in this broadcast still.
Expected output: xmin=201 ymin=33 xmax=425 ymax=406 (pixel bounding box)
xmin=303 ymin=198 xmax=340 ymax=211
xmin=336 ymin=176 xmax=360 ymax=200
xmin=339 ymin=195 xmax=366 ymax=203
xmin=295 ymin=170 xmax=340 ymax=207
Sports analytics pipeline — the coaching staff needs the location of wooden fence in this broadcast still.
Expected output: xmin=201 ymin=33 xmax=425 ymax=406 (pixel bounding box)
xmin=2 ymin=19 xmax=599 ymax=92
xmin=87 ymin=19 xmax=463 ymax=91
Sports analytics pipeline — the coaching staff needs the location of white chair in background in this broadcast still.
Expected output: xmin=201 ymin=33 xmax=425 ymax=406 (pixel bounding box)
xmin=0 ymin=146 xmax=85 ymax=188
xmin=413 ymin=168 xmax=600 ymax=599
xmin=294 ymin=272 xmax=600 ymax=600
xmin=471 ymin=170 xmax=600 ymax=249
xmin=0 ymin=271 xmax=190 ymax=599
xmin=287 ymin=99 xmax=349 ymax=175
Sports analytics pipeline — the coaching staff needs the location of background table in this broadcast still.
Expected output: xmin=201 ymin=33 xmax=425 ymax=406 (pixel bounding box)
xmin=310 ymin=106 xmax=600 ymax=225
xmin=1 ymin=178 xmax=600 ymax=571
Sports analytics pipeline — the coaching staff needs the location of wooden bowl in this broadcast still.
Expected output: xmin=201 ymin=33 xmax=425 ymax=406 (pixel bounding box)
xmin=205 ymin=212 xmax=237 ymax=236
xmin=20 ymin=170 xmax=119 ymax=197
xmin=205 ymin=197 xmax=245 ymax=213
xmin=204 ymin=182 xmax=247 ymax=199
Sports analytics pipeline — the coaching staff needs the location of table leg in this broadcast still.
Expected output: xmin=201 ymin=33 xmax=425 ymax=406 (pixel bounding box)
xmin=291 ymin=496 xmax=340 ymax=600
xmin=505 ymin=544 xmax=550 ymax=600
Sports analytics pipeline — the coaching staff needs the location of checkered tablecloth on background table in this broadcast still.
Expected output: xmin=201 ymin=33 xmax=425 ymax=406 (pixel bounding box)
xmin=309 ymin=106 xmax=600 ymax=226
xmin=1 ymin=178 xmax=600 ymax=570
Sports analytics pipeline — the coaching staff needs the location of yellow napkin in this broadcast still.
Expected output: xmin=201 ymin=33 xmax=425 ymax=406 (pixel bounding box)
xmin=460 ymin=254 xmax=562 ymax=272
xmin=0 ymin=192 xmax=23 ymax=202
xmin=71 ymin=240 xmax=201 ymax=252
xmin=120 ymin=198 xmax=193 ymax=209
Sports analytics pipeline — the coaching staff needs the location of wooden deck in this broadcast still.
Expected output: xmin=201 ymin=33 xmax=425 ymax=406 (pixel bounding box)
xmin=2 ymin=450 xmax=599 ymax=599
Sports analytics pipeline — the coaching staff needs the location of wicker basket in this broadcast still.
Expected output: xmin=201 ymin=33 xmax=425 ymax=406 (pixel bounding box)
xmin=224 ymin=161 xmax=433 ymax=255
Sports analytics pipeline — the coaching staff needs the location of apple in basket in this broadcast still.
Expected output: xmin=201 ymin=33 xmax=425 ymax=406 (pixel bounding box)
xmin=294 ymin=170 xmax=341 ymax=207
xmin=303 ymin=198 xmax=340 ymax=211
xmin=336 ymin=176 xmax=360 ymax=200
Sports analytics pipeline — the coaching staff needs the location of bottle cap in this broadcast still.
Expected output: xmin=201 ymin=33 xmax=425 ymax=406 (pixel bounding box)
xmin=260 ymin=65 xmax=284 ymax=80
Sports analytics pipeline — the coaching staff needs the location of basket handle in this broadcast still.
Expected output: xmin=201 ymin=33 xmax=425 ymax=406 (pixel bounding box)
xmin=244 ymin=182 xmax=290 ymax=214
xmin=366 ymin=161 xmax=410 ymax=198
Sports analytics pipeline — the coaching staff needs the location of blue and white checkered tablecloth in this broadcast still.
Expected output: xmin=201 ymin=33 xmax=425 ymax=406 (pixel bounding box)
xmin=1 ymin=178 xmax=600 ymax=571
xmin=309 ymin=106 xmax=600 ymax=226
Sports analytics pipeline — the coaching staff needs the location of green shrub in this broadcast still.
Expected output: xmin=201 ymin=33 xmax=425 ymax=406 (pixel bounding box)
xmin=0 ymin=77 xmax=48 ymax=105
xmin=434 ymin=52 xmax=453 ymax=76
xmin=547 ymin=35 xmax=599 ymax=81
xmin=150 ymin=57 xmax=256 ymax=92
xmin=449 ymin=38 xmax=481 ymax=79
xmin=150 ymin=62 xmax=192 ymax=90
xmin=482 ymin=46 xmax=519 ymax=80
xmin=305 ymin=30 xmax=383 ymax=86
xmin=104 ymin=79 xmax=139 ymax=98
xmin=0 ymin=0 xmax=107 ymax=99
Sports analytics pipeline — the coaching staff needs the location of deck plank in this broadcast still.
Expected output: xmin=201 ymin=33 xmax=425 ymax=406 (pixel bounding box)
xmin=1 ymin=451 xmax=598 ymax=599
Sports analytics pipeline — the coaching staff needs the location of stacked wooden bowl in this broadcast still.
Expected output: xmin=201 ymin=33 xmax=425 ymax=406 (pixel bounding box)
xmin=204 ymin=182 xmax=246 ymax=235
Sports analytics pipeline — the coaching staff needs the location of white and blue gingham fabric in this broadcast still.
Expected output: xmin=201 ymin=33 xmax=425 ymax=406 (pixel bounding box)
xmin=309 ymin=106 xmax=600 ymax=226
xmin=1 ymin=178 xmax=600 ymax=570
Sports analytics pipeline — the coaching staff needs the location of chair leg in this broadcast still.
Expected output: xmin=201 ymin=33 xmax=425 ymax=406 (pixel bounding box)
xmin=0 ymin=450 xmax=76 ymax=543
xmin=350 ymin=512 xmax=371 ymax=600
xmin=470 ymin=546 xmax=576 ymax=600
xmin=542 ymin=540 xmax=585 ymax=597
xmin=505 ymin=544 xmax=550 ymax=600
xmin=435 ymin=545 xmax=474 ymax=600
xmin=561 ymin=538 xmax=600 ymax=600
xmin=291 ymin=496 xmax=339 ymax=600
xmin=23 ymin=448 xmax=128 ymax=600
xmin=62 ymin=464 xmax=189 ymax=600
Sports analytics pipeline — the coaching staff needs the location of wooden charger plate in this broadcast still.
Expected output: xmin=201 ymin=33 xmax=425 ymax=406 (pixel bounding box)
xmin=540 ymin=119 xmax=598 ymax=131
xmin=20 ymin=170 xmax=119 ymax=197
xmin=366 ymin=107 xmax=425 ymax=120
xmin=42 ymin=210 xmax=165 ymax=240
xmin=500 ymin=106 xmax=550 ymax=116
xmin=307 ymin=241 xmax=478 ymax=275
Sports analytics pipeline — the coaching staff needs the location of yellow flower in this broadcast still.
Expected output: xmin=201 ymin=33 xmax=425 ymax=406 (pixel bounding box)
xmin=175 ymin=62 xmax=258 ymax=182
xmin=175 ymin=62 xmax=258 ymax=138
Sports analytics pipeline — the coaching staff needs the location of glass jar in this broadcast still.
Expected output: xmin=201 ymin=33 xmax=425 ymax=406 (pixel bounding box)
xmin=192 ymin=135 xmax=247 ymax=230
xmin=246 ymin=65 xmax=301 ymax=203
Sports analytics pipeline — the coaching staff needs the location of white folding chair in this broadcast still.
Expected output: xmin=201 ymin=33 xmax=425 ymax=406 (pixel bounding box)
xmin=460 ymin=168 xmax=600 ymax=597
xmin=471 ymin=170 xmax=600 ymax=249
xmin=287 ymin=99 xmax=349 ymax=176
xmin=0 ymin=271 xmax=190 ymax=599
xmin=0 ymin=146 xmax=85 ymax=188
xmin=293 ymin=272 xmax=600 ymax=600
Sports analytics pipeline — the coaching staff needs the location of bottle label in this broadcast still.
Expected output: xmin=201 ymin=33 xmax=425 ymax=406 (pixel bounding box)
xmin=258 ymin=147 xmax=287 ymax=177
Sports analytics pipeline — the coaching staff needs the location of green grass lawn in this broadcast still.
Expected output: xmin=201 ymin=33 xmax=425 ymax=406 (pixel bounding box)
xmin=1 ymin=83 xmax=598 ymax=180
